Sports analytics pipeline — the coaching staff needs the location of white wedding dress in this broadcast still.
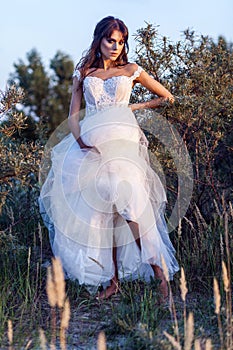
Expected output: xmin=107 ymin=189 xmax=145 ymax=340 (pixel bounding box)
xmin=39 ymin=64 xmax=179 ymax=287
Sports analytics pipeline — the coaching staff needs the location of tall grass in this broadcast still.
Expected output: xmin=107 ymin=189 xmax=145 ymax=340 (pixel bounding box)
xmin=0 ymin=200 xmax=232 ymax=349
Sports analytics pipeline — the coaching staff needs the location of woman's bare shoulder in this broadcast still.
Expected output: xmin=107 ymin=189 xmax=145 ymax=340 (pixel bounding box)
xmin=124 ymin=62 xmax=139 ymax=74
xmin=85 ymin=67 xmax=98 ymax=75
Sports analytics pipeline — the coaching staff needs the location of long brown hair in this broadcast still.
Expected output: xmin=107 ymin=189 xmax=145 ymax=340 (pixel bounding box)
xmin=76 ymin=16 xmax=129 ymax=82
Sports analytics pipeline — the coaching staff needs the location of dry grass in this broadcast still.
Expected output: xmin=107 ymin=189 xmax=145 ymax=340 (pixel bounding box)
xmin=1 ymin=203 xmax=232 ymax=349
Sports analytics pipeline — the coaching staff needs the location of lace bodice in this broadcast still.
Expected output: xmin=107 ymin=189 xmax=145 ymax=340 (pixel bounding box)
xmin=72 ymin=65 xmax=143 ymax=114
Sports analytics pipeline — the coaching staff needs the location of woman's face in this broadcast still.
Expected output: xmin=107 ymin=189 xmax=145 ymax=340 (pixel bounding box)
xmin=100 ymin=30 xmax=125 ymax=62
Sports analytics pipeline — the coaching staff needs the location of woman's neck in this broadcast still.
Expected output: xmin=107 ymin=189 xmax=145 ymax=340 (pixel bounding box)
xmin=102 ymin=58 xmax=116 ymax=71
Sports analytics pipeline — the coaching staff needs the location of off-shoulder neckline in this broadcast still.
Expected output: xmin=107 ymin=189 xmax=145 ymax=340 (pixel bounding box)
xmin=83 ymin=66 xmax=143 ymax=82
xmin=84 ymin=75 xmax=133 ymax=82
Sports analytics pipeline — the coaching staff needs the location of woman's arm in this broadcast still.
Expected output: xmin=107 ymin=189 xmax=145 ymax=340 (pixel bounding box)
xmin=130 ymin=69 xmax=174 ymax=111
xmin=68 ymin=76 xmax=92 ymax=148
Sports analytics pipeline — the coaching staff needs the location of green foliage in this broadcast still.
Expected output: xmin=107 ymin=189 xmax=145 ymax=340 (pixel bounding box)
xmin=1 ymin=25 xmax=232 ymax=287
xmin=48 ymin=51 xmax=74 ymax=130
xmin=12 ymin=49 xmax=49 ymax=109
xmin=9 ymin=48 xmax=74 ymax=135
xmin=0 ymin=24 xmax=232 ymax=349
xmin=133 ymin=24 xmax=233 ymax=224
xmin=0 ymin=85 xmax=43 ymax=228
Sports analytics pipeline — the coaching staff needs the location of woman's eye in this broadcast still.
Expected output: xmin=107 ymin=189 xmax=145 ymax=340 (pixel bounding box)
xmin=107 ymin=39 xmax=124 ymax=45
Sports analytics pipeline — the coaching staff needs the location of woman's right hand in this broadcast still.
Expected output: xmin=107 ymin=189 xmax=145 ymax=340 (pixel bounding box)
xmin=76 ymin=136 xmax=92 ymax=149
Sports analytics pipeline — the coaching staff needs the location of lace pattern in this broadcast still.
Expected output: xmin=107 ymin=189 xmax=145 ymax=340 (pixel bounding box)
xmin=72 ymin=64 xmax=143 ymax=83
xmin=72 ymin=64 xmax=144 ymax=114
xmin=39 ymin=62 xmax=180 ymax=286
xmin=72 ymin=68 xmax=81 ymax=80
xmin=129 ymin=65 xmax=144 ymax=82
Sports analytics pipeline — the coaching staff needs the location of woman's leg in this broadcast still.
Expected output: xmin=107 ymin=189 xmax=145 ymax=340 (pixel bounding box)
xmin=97 ymin=217 xmax=119 ymax=300
xmin=97 ymin=217 xmax=168 ymax=301
xmin=126 ymin=219 xmax=168 ymax=300
xmin=97 ymin=246 xmax=119 ymax=299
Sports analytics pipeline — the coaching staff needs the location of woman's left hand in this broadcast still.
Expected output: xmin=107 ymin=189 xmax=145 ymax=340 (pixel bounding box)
xmin=129 ymin=96 xmax=174 ymax=112
xmin=148 ymin=96 xmax=175 ymax=108
xmin=129 ymin=103 xmax=143 ymax=112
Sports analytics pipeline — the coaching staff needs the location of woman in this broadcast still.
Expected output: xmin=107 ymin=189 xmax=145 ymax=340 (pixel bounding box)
xmin=39 ymin=16 xmax=179 ymax=301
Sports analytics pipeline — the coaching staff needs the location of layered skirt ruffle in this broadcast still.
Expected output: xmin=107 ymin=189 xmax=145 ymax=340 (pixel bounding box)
xmin=39 ymin=106 xmax=179 ymax=286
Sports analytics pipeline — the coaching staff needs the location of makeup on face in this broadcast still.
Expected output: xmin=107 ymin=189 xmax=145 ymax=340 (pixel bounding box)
xmin=100 ymin=30 xmax=125 ymax=61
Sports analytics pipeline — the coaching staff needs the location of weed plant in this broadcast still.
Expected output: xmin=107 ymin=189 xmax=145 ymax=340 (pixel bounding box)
xmin=0 ymin=25 xmax=232 ymax=349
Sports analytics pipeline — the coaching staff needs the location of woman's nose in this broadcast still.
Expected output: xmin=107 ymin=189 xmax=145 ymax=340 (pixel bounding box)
xmin=113 ymin=42 xmax=118 ymax=50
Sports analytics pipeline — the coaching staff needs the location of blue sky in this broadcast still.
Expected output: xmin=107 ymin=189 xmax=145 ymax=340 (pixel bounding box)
xmin=1 ymin=0 xmax=232 ymax=89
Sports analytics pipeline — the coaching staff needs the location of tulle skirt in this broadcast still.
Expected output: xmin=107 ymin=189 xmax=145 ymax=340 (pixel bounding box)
xmin=39 ymin=106 xmax=179 ymax=287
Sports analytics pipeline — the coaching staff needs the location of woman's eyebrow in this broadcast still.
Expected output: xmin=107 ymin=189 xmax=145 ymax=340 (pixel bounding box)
xmin=108 ymin=37 xmax=124 ymax=42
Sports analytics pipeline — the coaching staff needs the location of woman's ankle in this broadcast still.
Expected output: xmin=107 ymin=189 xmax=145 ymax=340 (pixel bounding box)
xmin=151 ymin=264 xmax=168 ymax=300
xmin=96 ymin=277 xmax=119 ymax=300
xmin=151 ymin=264 xmax=164 ymax=279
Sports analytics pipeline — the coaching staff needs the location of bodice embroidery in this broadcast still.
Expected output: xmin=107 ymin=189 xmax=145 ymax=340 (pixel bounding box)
xmin=72 ymin=65 xmax=144 ymax=114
